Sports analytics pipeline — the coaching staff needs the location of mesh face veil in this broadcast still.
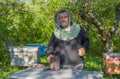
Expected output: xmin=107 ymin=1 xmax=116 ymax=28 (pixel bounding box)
xmin=54 ymin=9 xmax=73 ymax=29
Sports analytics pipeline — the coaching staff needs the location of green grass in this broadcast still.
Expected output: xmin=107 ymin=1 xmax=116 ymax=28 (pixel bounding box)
xmin=84 ymin=52 xmax=103 ymax=71
xmin=1 ymin=52 xmax=120 ymax=79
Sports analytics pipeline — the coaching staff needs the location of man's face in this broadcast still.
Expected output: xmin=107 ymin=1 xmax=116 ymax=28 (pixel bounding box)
xmin=59 ymin=12 xmax=69 ymax=28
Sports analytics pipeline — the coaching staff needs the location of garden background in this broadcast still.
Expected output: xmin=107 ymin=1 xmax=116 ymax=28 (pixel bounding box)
xmin=0 ymin=0 xmax=120 ymax=79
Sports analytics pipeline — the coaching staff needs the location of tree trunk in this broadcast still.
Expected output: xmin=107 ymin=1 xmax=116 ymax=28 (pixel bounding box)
xmin=106 ymin=2 xmax=120 ymax=52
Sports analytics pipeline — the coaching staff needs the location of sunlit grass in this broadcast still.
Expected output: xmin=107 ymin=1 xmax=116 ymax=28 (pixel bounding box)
xmin=84 ymin=52 xmax=103 ymax=72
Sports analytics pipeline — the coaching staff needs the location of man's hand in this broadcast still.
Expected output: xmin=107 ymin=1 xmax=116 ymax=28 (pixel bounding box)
xmin=47 ymin=54 xmax=54 ymax=62
xmin=77 ymin=48 xmax=86 ymax=56
xmin=33 ymin=64 xmax=45 ymax=68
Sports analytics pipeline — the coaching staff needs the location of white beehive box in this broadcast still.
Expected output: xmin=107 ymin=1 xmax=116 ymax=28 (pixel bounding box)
xmin=9 ymin=46 xmax=40 ymax=66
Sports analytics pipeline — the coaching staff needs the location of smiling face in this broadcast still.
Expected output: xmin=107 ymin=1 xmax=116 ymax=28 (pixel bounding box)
xmin=58 ymin=12 xmax=69 ymax=29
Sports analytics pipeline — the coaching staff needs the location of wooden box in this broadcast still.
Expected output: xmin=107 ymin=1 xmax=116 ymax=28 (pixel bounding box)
xmin=103 ymin=53 xmax=120 ymax=74
xmin=9 ymin=46 xmax=40 ymax=66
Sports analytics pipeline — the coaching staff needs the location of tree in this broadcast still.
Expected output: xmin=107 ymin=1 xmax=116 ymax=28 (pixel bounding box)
xmin=70 ymin=0 xmax=120 ymax=52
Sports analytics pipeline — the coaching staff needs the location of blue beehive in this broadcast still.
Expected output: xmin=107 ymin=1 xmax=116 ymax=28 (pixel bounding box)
xmin=27 ymin=44 xmax=46 ymax=56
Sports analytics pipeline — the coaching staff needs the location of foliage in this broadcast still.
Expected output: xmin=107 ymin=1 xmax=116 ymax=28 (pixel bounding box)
xmin=0 ymin=0 xmax=120 ymax=78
